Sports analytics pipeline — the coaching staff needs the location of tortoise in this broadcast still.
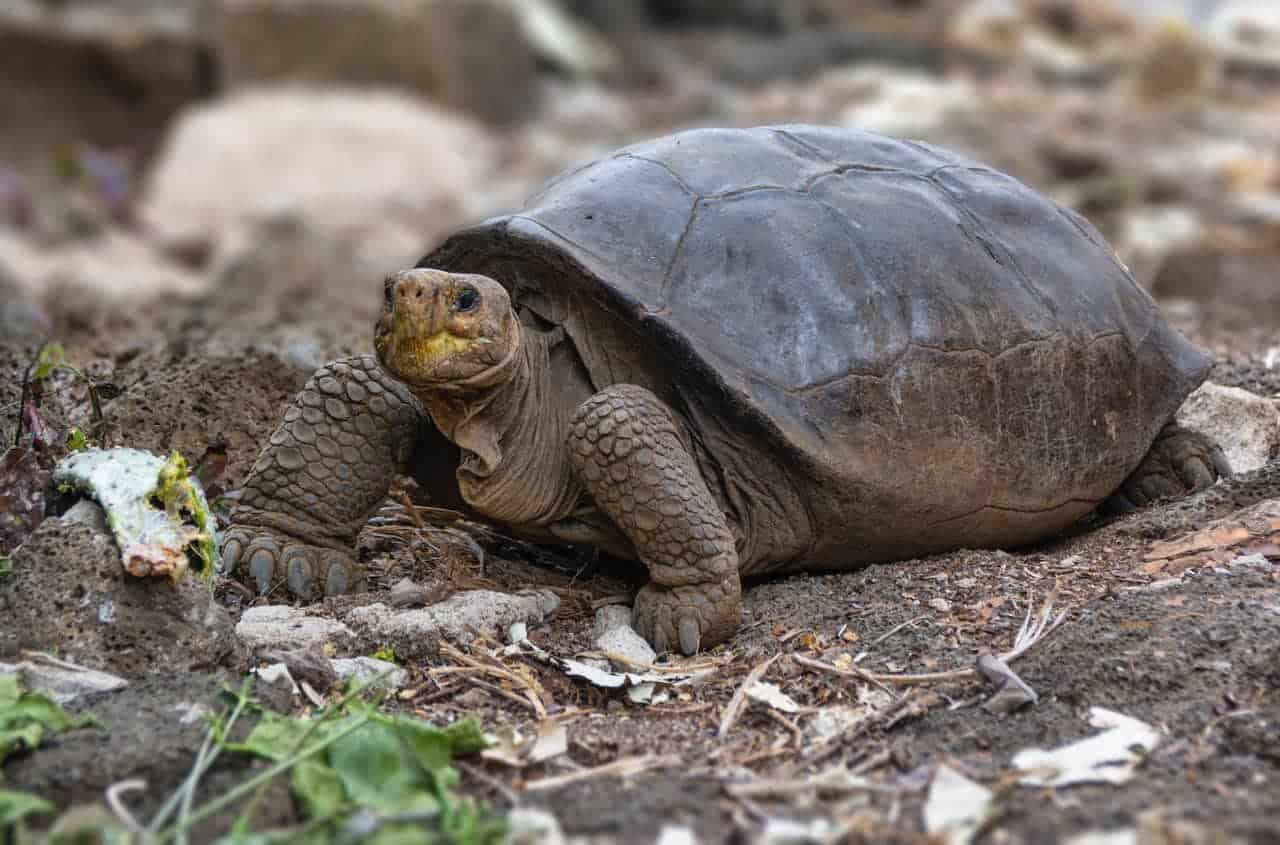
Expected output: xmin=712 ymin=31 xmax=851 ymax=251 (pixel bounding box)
xmin=222 ymin=124 xmax=1227 ymax=654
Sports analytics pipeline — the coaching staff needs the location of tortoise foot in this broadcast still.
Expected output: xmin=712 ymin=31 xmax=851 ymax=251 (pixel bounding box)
xmin=633 ymin=577 xmax=741 ymax=656
xmin=221 ymin=525 xmax=361 ymax=600
xmin=1104 ymin=424 xmax=1231 ymax=514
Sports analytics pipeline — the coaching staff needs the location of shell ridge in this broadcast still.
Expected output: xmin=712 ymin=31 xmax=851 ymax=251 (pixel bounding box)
xmin=921 ymin=172 xmax=1067 ymax=334
xmin=616 ymin=152 xmax=698 ymax=196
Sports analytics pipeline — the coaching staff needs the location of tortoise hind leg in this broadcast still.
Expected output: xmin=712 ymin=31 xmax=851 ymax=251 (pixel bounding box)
xmin=567 ymin=384 xmax=742 ymax=655
xmin=1102 ymin=424 xmax=1231 ymax=515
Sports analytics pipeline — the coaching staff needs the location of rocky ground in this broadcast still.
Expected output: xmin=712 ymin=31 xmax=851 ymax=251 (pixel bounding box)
xmin=3 ymin=1 xmax=1280 ymax=843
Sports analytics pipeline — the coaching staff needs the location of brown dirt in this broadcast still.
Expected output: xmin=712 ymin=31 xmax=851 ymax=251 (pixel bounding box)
xmin=4 ymin=31 xmax=1280 ymax=845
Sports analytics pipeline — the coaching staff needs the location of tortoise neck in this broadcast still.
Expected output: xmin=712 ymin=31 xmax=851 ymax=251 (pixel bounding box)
xmin=414 ymin=325 xmax=584 ymax=527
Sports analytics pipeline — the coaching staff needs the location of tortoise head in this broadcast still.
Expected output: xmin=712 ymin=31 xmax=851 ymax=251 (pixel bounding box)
xmin=375 ymin=268 xmax=520 ymax=389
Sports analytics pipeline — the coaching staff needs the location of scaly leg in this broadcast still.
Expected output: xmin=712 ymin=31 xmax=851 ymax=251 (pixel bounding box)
xmin=221 ymin=354 xmax=424 ymax=598
xmin=567 ymin=384 xmax=741 ymax=655
xmin=1102 ymin=424 xmax=1231 ymax=515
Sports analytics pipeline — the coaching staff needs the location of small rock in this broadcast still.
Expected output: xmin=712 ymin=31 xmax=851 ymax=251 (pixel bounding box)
xmin=252 ymin=663 xmax=299 ymax=712
xmin=505 ymin=807 xmax=565 ymax=845
xmin=655 ymin=826 xmax=700 ymax=845
xmin=342 ymin=590 xmax=560 ymax=660
xmin=389 ymin=576 xmax=433 ymax=608
xmin=1 ymin=508 xmax=236 ymax=676
xmin=330 ymin=657 xmax=408 ymax=691
xmin=258 ymin=644 xmax=339 ymax=690
xmin=928 ymin=597 xmax=953 ymax=613
xmin=0 ymin=660 xmax=128 ymax=705
xmin=591 ymin=605 xmax=657 ymax=668
xmin=235 ymin=606 xmax=356 ymax=653
xmin=810 ymin=704 xmax=868 ymax=741
xmin=1208 ymin=0 xmax=1280 ymax=73
xmin=838 ymin=68 xmax=977 ymax=138
xmin=1175 ymin=382 xmax=1280 ymax=474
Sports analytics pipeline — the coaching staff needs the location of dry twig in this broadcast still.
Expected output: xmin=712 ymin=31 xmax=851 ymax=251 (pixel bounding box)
xmin=718 ymin=654 xmax=781 ymax=739
xmin=795 ymin=591 xmax=1067 ymax=687
xmin=522 ymin=754 xmax=679 ymax=792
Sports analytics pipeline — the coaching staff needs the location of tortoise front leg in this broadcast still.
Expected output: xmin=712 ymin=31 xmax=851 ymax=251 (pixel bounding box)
xmin=567 ymin=384 xmax=742 ymax=655
xmin=222 ymin=354 xmax=424 ymax=598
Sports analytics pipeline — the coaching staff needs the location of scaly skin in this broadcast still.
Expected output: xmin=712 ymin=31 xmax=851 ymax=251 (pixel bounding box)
xmin=567 ymin=384 xmax=742 ymax=655
xmin=1102 ymin=424 xmax=1231 ymax=515
xmin=221 ymin=354 xmax=423 ymax=598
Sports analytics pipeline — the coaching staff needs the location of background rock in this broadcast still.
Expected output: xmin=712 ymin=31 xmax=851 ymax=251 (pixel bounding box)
xmin=139 ymin=87 xmax=501 ymax=265
xmin=1176 ymin=382 xmax=1280 ymax=474
xmin=209 ymin=0 xmax=539 ymax=126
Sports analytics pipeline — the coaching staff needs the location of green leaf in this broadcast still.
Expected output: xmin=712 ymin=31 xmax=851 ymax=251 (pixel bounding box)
xmin=396 ymin=718 xmax=453 ymax=775
xmin=0 ymin=555 xmax=12 ymax=577
xmin=0 ymin=675 xmax=98 ymax=765
xmin=369 ymin=647 xmax=397 ymax=664
xmin=230 ymin=711 xmax=363 ymax=762
xmin=444 ymin=719 xmax=487 ymax=757
xmin=327 ymin=721 xmax=439 ymax=816
xmin=0 ymin=724 xmax=45 ymax=761
xmin=0 ymin=788 xmax=53 ymax=826
xmin=290 ymin=758 xmax=346 ymax=819
xmin=65 ymin=428 xmax=88 ymax=451
xmin=32 ymin=344 xmax=66 ymax=381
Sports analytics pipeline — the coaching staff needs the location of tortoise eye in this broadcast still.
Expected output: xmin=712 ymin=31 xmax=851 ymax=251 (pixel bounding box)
xmin=453 ymin=287 xmax=480 ymax=312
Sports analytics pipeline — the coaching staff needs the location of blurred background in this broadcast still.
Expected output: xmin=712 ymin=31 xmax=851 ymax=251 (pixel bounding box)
xmin=1 ymin=0 xmax=1278 ymax=380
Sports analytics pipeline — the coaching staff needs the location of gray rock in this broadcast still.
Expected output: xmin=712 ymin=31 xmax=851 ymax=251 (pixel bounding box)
xmin=0 ymin=660 xmax=128 ymax=705
xmin=235 ymin=605 xmax=356 ymax=653
xmin=1176 ymin=382 xmax=1280 ymax=474
xmin=210 ymin=0 xmax=539 ymax=125
xmin=330 ymin=657 xmax=409 ymax=691
xmin=343 ymin=589 xmax=560 ymax=660
xmin=0 ymin=508 xmax=236 ymax=677
xmin=140 ymin=89 xmax=500 ymax=267
xmin=0 ymin=0 xmax=207 ymax=175
xmin=591 ymin=605 xmax=656 ymax=667
xmin=504 ymin=807 xmax=566 ymax=845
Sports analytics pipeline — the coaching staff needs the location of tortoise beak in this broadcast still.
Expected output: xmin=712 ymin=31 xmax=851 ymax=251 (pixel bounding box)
xmin=374 ymin=269 xmax=509 ymax=387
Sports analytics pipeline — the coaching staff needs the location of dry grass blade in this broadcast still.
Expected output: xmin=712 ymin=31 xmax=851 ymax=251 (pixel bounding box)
xmin=725 ymin=767 xmax=894 ymax=798
xmin=438 ymin=642 xmax=548 ymax=718
xmin=522 ymin=753 xmax=680 ymax=792
xmin=1003 ymin=589 xmax=1068 ymax=662
xmin=795 ymin=591 xmax=1067 ymax=687
xmin=718 ymin=654 xmax=781 ymax=739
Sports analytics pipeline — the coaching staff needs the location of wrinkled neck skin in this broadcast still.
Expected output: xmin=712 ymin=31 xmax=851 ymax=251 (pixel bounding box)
xmin=410 ymin=326 xmax=584 ymax=528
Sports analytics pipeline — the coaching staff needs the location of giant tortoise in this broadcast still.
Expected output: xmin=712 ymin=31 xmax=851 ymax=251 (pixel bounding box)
xmin=222 ymin=124 xmax=1226 ymax=654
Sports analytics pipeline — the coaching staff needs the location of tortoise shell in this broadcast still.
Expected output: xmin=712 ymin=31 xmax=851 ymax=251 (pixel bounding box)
xmin=421 ymin=125 xmax=1209 ymax=569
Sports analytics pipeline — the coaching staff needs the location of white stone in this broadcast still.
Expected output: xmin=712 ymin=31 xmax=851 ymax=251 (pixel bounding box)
xmin=591 ymin=604 xmax=657 ymax=668
xmin=343 ymin=590 xmax=560 ymax=655
xmin=235 ymin=605 xmax=356 ymax=653
xmin=330 ymin=657 xmax=408 ymax=690
xmin=1175 ymin=382 xmax=1280 ymax=474
xmin=0 ymin=661 xmax=128 ymax=705
xmin=140 ymin=88 xmax=502 ymax=258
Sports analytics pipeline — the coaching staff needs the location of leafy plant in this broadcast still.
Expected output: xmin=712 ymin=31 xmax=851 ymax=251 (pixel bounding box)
xmin=0 ymin=674 xmax=98 ymax=767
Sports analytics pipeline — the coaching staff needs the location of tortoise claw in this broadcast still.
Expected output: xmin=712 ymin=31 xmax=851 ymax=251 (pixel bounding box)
xmin=221 ymin=525 xmax=361 ymax=599
xmin=678 ymin=618 xmax=701 ymax=656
